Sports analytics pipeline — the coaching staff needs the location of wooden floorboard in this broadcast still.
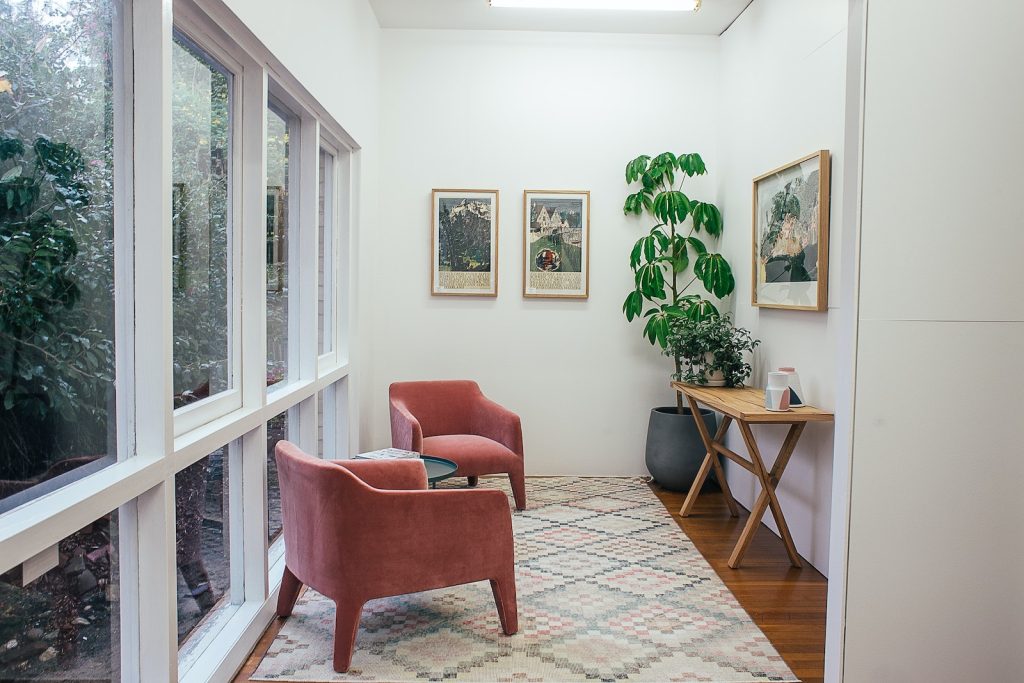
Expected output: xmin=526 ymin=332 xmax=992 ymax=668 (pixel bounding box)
xmin=650 ymin=483 xmax=827 ymax=683
xmin=233 ymin=483 xmax=826 ymax=683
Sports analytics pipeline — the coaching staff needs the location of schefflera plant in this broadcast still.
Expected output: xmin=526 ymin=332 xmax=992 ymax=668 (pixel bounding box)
xmin=622 ymin=152 xmax=736 ymax=411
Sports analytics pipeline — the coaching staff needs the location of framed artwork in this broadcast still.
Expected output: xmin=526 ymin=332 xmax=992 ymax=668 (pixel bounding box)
xmin=523 ymin=190 xmax=590 ymax=299
xmin=431 ymin=189 xmax=499 ymax=296
xmin=752 ymin=150 xmax=831 ymax=311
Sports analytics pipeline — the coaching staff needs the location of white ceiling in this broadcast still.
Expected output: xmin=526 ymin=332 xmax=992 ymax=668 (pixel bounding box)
xmin=369 ymin=0 xmax=754 ymax=36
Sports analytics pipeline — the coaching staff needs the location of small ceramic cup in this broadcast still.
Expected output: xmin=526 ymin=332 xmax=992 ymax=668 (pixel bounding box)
xmin=765 ymin=372 xmax=792 ymax=411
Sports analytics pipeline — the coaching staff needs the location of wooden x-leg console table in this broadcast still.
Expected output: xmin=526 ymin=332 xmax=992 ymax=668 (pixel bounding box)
xmin=671 ymin=382 xmax=834 ymax=569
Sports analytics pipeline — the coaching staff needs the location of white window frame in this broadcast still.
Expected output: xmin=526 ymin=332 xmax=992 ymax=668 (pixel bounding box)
xmin=264 ymin=89 xmax=305 ymax=397
xmin=0 ymin=0 xmax=360 ymax=680
xmin=317 ymin=142 xmax=338 ymax=367
xmin=169 ymin=14 xmax=246 ymax=438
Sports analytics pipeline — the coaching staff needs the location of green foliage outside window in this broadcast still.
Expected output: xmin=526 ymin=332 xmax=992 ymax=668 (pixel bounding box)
xmin=1 ymin=0 xmax=117 ymax=483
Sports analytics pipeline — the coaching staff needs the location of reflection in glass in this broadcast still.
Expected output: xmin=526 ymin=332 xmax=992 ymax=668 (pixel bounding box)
xmin=318 ymin=150 xmax=334 ymax=355
xmin=266 ymin=106 xmax=289 ymax=388
xmin=176 ymin=448 xmax=230 ymax=645
xmin=266 ymin=411 xmax=288 ymax=545
xmin=0 ymin=512 xmax=121 ymax=681
xmin=0 ymin=0 xmax=118 ymax=509
xmin=171 ymin=32 xmax=232 ymax=408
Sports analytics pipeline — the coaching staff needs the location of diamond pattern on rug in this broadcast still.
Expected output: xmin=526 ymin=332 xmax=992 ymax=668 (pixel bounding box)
xmin=250 ymin=477 xmax=798 ymax=682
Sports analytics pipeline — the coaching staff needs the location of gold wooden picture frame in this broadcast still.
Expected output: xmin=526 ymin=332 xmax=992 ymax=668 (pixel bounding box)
xmin=522 ymin=190 xmax=590 ymax=299
xmin=751 ymin=150 xmax=831 ymax=311
xmin=431 ymin=189 xmax=499 ymax=297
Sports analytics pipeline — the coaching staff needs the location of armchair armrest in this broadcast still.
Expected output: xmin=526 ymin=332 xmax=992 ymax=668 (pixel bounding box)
xmin=471 ymin=397 xmax=523 ymax=456
xmin=335 ymin=459 xmax=428 ymax=491
xmin=390 ymin=400 xmax=424 ymax=452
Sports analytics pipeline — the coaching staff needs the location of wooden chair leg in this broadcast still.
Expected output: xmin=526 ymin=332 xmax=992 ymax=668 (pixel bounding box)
xmin=489 ymin=572 xmax=519 ymax=635
xmin=276 ymin=566 xmax=302 ymax=617
xmin=332 ymin=598 xmax=365 ymax=673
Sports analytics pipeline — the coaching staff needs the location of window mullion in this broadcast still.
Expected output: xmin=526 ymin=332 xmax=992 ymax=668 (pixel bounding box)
xmin=297 ymin=117 xmax=320 ymax=382
xmin=241 ymin=64 xmax=269 ymax=410
xmin=131 ymin=0 xmax=176 ymax=679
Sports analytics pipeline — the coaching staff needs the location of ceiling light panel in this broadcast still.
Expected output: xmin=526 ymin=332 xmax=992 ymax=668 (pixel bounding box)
xmin=489 ymin=0 xmax=700 ymax=11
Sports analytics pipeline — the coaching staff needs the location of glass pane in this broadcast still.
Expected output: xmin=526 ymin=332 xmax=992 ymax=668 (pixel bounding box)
xmin=266 ymin=410 xmax=288 ymax=545
xmin=0 ymin=512 xmax=121 ymax=681
xmin=0 ymin=0 xmax=118 ymax=510
xmin=317 ymin=150 xmax=333 ymax=355
xmin=171 ymin=33 xmax=232 ymax=408
xmin=176 ymin=448 xmax=230 ymax=646
xmin=265 ymin=106 xmax=289 ymax=388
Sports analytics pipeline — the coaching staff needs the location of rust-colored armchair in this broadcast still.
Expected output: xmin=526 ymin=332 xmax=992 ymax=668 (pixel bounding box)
xmin=389 ymin=380 xmax=526 ymax=510
xmin=274 ymin=441 xmax=518 ymax=673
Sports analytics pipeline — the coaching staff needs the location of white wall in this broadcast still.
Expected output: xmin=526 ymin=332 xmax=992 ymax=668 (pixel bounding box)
xmin=365 ymin=30 xmax=721 ymax=475
xmin=842 ymin=1 xmax=1024 ymax=680
xmin=717 ymin=0 xmax=848 ymax=574
xmin=221 ymin=0 xmax=380 ymax=449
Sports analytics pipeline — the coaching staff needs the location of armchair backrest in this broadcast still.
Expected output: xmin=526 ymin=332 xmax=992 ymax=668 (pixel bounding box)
xmin=275 ymin=441 xmax=371 ymax=588
xmin=389 ymin=380 xmax=483 ymax=437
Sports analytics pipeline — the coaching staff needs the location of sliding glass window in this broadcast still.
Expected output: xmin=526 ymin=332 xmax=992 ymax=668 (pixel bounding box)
xmin=0 ymin=0 xmax=119 ymax=512
xmin=171 ymin=30 xmax=238 ymax=431
xmin=318 ymin=148 xmax=335 ymax=357
xmin=265 ymin=103 xmax=293 ymax=390
xmin=1 ymin=1 xmax=355 ymax=678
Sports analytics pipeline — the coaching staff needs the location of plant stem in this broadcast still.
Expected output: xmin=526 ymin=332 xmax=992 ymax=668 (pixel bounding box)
xmin=665 ymin=178 xmax=684 ymax=414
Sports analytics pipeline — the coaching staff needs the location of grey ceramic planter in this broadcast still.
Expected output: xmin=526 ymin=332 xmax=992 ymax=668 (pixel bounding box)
xmin=645 ymin=406 xmax=717 ymax=492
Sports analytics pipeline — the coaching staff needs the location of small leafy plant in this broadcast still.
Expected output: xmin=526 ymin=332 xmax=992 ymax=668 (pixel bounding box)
xmin=621 ymin=152 xmax=736 ymax=410
xmin=668 ymin=314 xmax=759 ymax=388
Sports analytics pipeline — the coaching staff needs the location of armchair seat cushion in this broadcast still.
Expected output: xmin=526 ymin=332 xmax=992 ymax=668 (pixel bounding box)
xmin=421 ymin=434 xmax=520 ymax=477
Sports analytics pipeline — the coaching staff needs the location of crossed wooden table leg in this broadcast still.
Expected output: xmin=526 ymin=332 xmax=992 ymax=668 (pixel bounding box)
xmin=678 ymin=394 xmax=806 ymax=569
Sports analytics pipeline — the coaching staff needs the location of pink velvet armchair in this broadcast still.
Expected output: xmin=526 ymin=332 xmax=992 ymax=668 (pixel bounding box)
xmin=274 ymin=441 xmax=518 ymax=673
xmin=389 ymin=380 xmax=526 ymax=510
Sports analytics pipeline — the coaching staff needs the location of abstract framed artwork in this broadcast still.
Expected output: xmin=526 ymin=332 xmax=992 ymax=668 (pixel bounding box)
xmin=523 ymin=190 xmax=590 ymax=299
xmin=431 ymin=189 xmax=499 ymax=296
xmin=752 ymin=150 xmax=831 ymax=311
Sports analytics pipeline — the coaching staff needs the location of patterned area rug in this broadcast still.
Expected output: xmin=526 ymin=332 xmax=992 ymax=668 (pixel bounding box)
xmin=250 ymin=477 xmax=797 ymax=682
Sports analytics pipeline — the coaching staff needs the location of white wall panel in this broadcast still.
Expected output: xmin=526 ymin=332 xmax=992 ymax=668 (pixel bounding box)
xmin=845 ymin=320 xmax=1024 ymax=681
xmin=717 ymin=0 xmax=849 ymax=573
xmin=369 ymin=30 xmax=721 ymax=476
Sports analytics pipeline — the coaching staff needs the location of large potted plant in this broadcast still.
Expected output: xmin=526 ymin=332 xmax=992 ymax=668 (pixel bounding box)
xmin=621 ymin=151 xmax=737 ymax=491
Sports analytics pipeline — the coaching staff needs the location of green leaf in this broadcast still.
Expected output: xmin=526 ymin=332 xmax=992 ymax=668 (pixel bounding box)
xmin=684 ymin=298 xmax=719 ymax=321
xmin=678 ymin=153 xmax=707 ymax=177
xmin=692 ymin=201 xmax=723 ymax=237
xmin=650 ymin=227 xmax=669 ymax=251
xmin=1 ymin=165 xmax=23 ymax=181
xmin=652 ymin=190 xmax=691 ymax=224
xmin=670 ymin=236 xmax=689 ymax=272
xmin=625 ymin=155 xmax=651 ymax=183
xmin=623 ymin=192 xmax=645 ymax=216
xmin=687 ymin=236 xmax=707 ymax=255
xmin=629 ymin=238 xmax=643 ymax=269
xmin=643 ymin=235 xmax=656 ymax=263
xmin=652 ymin=152 xmax=678 ymax=170
xmin=694 ymin=253 xmax=736 ymax=298
xmin=622 ymin=290 xmax=644 ymax=321
xmin=635 ymin=262 xmax=665 ymax=299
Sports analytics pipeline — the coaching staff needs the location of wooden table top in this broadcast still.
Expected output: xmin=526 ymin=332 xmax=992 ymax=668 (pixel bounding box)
xmin=672 ymin=383 xmax=834 ymax=423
